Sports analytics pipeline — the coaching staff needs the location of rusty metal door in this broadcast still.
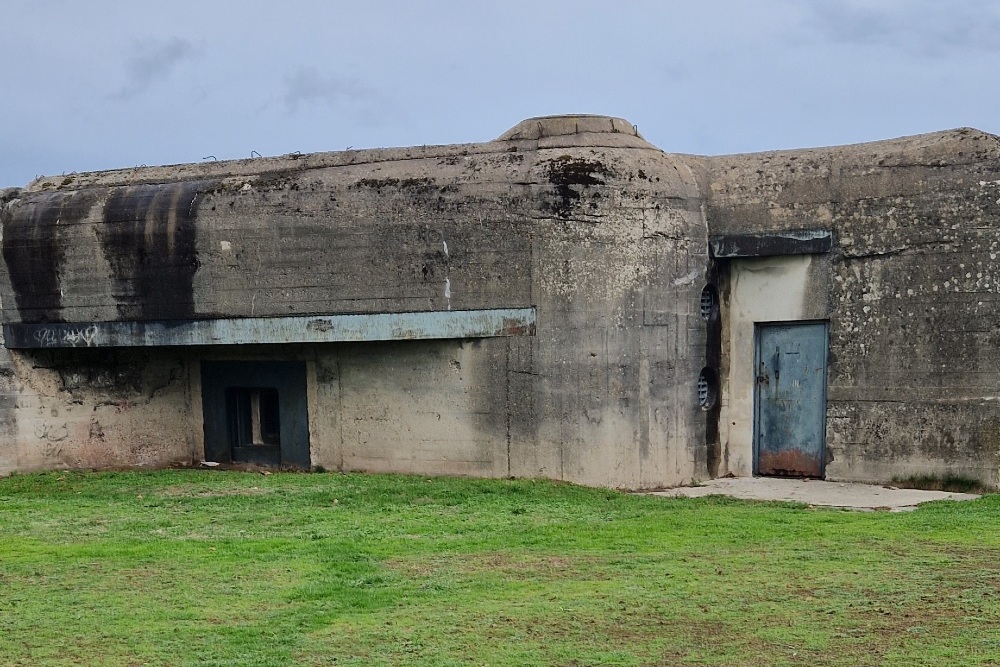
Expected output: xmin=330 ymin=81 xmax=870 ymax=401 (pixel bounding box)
xmin=754 ymin=322 xmax=828 ymax=477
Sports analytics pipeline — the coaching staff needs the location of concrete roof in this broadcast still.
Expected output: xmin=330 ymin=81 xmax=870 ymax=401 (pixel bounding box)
xmin=12 ymin=116 xmax=997 ymax=196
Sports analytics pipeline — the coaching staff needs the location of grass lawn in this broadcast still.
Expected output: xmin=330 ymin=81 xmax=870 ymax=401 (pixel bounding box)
xmin=0 ymin=470 xmax=998 ymax=666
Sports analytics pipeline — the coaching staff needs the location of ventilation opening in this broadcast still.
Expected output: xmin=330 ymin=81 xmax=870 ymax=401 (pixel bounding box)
xmin=700 ymin=284 xmax=719 ymax=321
xmin=698 ymin=367 xmax=718 ymax=411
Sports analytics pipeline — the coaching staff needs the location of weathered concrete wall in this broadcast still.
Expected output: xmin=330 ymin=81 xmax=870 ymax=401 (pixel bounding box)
xmin=701 ymin=128 xmax=1000 ymax=487
xmin=0 ymin=115 xmax=710 ymax=489
xmin=524 ymin=138 xmax=708 ymax=487
xmin=0 ymin=342 xmax=195 ymax=475
xmin=313 ymin=339 xmax=509 ymax=478
xmin=0 ymin=119 xmax=675 ymax=326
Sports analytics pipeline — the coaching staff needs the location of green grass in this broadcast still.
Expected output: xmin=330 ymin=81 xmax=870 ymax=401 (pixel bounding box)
xmin=0 ymin=471 xmax=998 ymax=666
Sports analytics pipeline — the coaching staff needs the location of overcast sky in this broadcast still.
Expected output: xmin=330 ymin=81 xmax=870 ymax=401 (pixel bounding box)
xmin=3 ymin=0 xmax=1000 ymax=187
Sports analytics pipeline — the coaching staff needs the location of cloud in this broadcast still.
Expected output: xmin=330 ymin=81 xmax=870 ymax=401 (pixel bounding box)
xmin=114 ymin=37 xmax=199 ymax=100
xmin=282 ymin=66 xmax=390 ymax=119
xmin=802 ymin=0 xmax=1000 ymax=57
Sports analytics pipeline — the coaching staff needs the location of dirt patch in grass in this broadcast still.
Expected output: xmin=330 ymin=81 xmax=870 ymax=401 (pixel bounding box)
xmin=388 ymin=551 xmax=610 ymax=581
xmin=156 ymin=484 xmax=273 ymax=498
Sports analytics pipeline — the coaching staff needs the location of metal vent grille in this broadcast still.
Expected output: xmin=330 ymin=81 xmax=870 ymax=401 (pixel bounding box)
xmin=697 ymin=375 xmax=710 ymax=406
xmin=698 ymin=367 xmax=717 ymax=410
xmin=700 ymin=285 xmax=717 ymax=321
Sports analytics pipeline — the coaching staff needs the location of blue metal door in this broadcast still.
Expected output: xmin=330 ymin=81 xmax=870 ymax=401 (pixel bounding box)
xmin=754 ymin=322 xmax=828 ymax=477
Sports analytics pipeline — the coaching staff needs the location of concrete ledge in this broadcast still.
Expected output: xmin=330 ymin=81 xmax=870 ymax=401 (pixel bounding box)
xmin=3 ymin=307 xmax=536 ymax=349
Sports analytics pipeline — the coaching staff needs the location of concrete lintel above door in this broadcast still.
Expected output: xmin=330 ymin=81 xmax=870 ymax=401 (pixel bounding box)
xmin=709 ymin=230 xmax=832 ymax=259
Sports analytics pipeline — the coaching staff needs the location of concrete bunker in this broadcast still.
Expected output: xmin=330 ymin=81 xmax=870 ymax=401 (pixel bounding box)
xmin=1 ymin=116 xmax=999 ymax=490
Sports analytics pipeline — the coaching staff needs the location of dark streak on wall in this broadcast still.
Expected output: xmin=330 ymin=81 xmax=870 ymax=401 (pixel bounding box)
xmin=2 ymin=191 xmax=98 ymax=323
xmin=99 ymin=182 xmax=206 ymax=321
xmin=541 ymin=155 xmax=613 ymax=219
xmin=704 ymin=263 xmax=724 ymax=477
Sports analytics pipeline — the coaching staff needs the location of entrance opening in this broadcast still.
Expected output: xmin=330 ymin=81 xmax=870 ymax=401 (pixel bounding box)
xmin=202 ymin=361 xmax=309 ymax=468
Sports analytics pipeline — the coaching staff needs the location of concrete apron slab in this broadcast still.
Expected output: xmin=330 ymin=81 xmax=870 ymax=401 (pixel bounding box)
xmin=648 ymin=477 xmax=981 ymax=512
